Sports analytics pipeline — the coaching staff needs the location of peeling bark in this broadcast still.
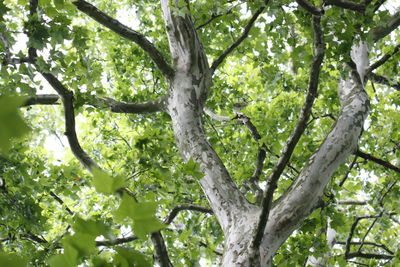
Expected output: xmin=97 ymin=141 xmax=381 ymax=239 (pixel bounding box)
xmin=158 ymin=1 xmax=372 ymax=265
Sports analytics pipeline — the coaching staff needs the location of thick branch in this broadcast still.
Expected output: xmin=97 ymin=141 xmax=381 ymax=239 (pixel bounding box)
xmin=368 ymin=72 xmax=400 ymax=90
xmin=210 ymin=1 xmax=269 ymax=74
xmin=72 ymin=0 xmax=174 ymax=79
xmin=150 ymin=232 xmax=173 ymax=267
xmin=203 ymin=107 xmax=231 ymax=121
xmin=325 ymin=0 xmax=367 ymax=13
xmin=39 ymin=73 xmax=100 ymax=171
xmin=95 ymin=236 xmax=138 ymax=246
xmin=367 ymin=43 xmax=400 ymax=73
xmin=346 ymin=252 xmax=393 ymax=260
xmin=98 ymin=96 xmax=167 ymax=113
xmin=23 ymin=94 xmax=60 ymax=106
xmin=355 ymin=149 xmax=400 ymax=173
xmin=22 ymin=94 xmax=166 ymax=114
xmin=337 ymin=200 xmax=369 ymax=205
xmin=369 ymin=11 xmax=400 ymax=42
xmin=253 ymin=15 xmax=325 ymax=249
xmin=295 ymin=0 xmax=323 ymax=15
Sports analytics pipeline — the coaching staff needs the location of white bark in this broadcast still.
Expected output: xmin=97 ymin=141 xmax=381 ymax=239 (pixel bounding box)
xmin=160 ymin=1 xmax=370 ymax=265
xmin=257 ymin=54 xmax=370 ymax=265
xmin=161 ymin=0 xmax=257 ymax=235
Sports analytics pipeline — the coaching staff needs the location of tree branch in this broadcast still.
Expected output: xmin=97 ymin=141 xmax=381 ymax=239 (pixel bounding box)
xmin=210 ymin=0 xmax=269 ymax=74
xmin=38 ymin=73 xmax=100 ymax=171
xmin=26 ymin=0 xmax=99 ymax=172
xmin=367 ymin=43 xmax=400 ymax=73
xmin=355 ymin=149 xmax=400 ymax=173
xmin=346 ymin=251 xmax=393 ymax=260
xmin=22 ymin=94 xmax=167 ymax=114
xmin=72 ymin=0 xmax=174 ymax=79
xmin=336 ymin=241 xmax=394 ymax=255
xmin=324 ymin=0 xmax=368 ymax=13
xmin=369 ymin=11 xmax=400 ymax=42
xmin=49 ymin=191 xmax=74 ymax=215
xmin=337 ymin=200 xmax=369 ymax=205
xmin=372 ymin=0 xmax=387 ymax=13
xmin=196 ymin=3 xmax=241 ymax=30
xmin=203 ymin=107 xmax=231 ymax=121
xmin=339 ymin=155 xmax=358 ymax=186
xmin=252 ymin=15 xmax=325 ymax=249
xmin=22 ymin=94 xmax=60 ymax=106
xmin=97 ymin=204 xmax=213 ymax=247
xmin=295 ymin=0 xmax=323 ymax=16
xmin=95 ymin=236 xmax=138 ymax=246
xmin=368 ymin=72 xmax=400 ymax=90
xmin=163 ymin=204 xmax=213 ymax=225
xmin=150 ymin=232 xmax=173 ymax=267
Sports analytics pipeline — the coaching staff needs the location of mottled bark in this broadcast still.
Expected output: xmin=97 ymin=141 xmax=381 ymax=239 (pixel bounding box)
xmin=161 ymin=0 xmax=256 ymax=237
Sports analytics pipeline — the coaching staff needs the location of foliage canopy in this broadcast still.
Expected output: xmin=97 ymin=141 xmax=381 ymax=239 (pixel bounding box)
xmin=0 ymin=0 xmax=399 ymax=266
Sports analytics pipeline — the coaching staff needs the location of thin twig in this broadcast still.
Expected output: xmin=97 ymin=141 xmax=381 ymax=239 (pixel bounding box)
xmin=72 ymin=0 xmax=174 ymax=79
xmin=210 ymin=0 xmax=270 ymax=74
xmin=49 ymin=191 xmax=73 ymax=215
xmin=355 ymin=149 xmax=400 ymax=173
xmin=252 ymin=15 xmax=325 ymax=250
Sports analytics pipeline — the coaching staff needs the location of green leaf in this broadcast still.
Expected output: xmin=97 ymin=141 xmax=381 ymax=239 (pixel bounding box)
xmin=53 ymin=0 xmax=64 ymax=10
xmin=48 ymin=254 xmax=74 ymax=267
xmin=53 ymin=232 xmax=96 ymax=265
xmin=0 ymin=95 xmax=30 ymax=155
xmin=73 ymin=217 xmax=108 ymax=237
xmin=183 ymin=158 xmax=204 ymax=179
xmin=114 ymin=193 xmax=164 ymax=239
xmin=0 ymin=253 xmax=28 ymax=267
xmin=92 ymin=168 xmax=125 ymax=195
xmin=113 ymin=247 xmax=151 ymax=267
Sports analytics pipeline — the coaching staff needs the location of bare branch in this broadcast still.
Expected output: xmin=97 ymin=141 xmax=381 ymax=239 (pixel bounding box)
xmin=336 ymin=241 xmax=394 ymax=255
xmin=252 ymin=15 xmax=325 ymax=249
xmin=72 ymin=0 xmax=174 ymax=79
xmin=295 ymin=0 xmax=323 ymax=15
xmin=337 ymin=200 xmax=369 ymax=205
xmin=98 ymin=204 xmax=213 ymax=247
xmin=22 ymin=94 xmax=60 ymax=106
xmin=196 ymin=3 xmax=241 ymax=30
xmin=355 ymin=149 xmax=400 ymax=173
xmin=1 ymin=57 xmax=32 ymax=65
xmin=98 ymin=96 xmax=167 ymax=113
xmin=339 ymin=155 xmax=358 ymax=186
xmin=38 ymin=73 xmax=100 ymax=171
xmin=373 ymin=0 xmax=387 ymax=12
xmin=22 ymin=94 xmax=167 ymax=114
xmin=163 ymin=204 xmax=213 ymax=225
xmin=203 ymin=107 xmax=231 ymax=121
xmin=367 ymin=43 xmax=400 ymax=73
xmin=369 ymin=11 xmax=400 ymax=42
xmin=49 ymin=191 xmax=74 ymax=215
xmin=95 ymin=236 xmax=138 ymax=246
xmin=324 ymin=0 xmax=368 ymax=13
xmin=345 ymin=214 xmax=381 ymax=259
xmin=150 ymin=232 xmax=173 ymax=267
xmin=210 ymin=1 xmax=270 ymax=74
xmin=368 ymin=72 xmax=400 ymax=90
xmin=346 ymin=251 xmax=393 ymax=260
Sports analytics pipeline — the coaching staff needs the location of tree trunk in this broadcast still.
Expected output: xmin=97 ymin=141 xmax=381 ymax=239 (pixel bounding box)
xmin=161 ymin=1 xmax=370 ymax=265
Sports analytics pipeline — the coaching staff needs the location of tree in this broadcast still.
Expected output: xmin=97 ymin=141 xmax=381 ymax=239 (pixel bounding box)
xmin=0 ymin=0 xmax=399 ymax=266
